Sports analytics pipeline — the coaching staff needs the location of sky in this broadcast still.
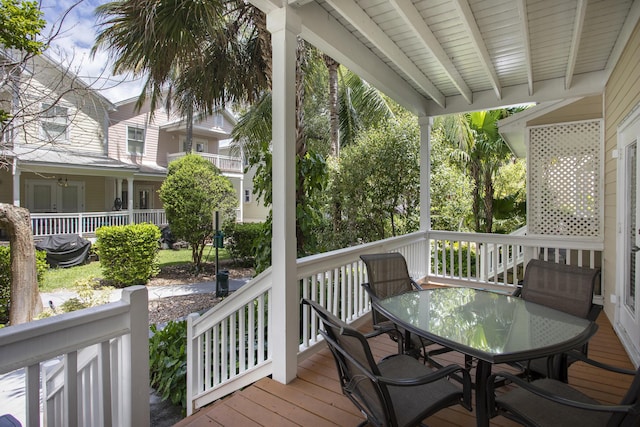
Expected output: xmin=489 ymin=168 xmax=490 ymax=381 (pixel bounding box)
xmin=41 ymin=0 xmax=144 ymax=103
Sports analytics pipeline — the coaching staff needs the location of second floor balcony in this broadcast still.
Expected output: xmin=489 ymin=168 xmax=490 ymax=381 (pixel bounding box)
xmin=166 ymin=152 xmax=243 ymax=174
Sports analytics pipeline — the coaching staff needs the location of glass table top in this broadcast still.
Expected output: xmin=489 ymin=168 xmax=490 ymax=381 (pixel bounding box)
xmin=375 ymin=287 xmax=597 ymax=363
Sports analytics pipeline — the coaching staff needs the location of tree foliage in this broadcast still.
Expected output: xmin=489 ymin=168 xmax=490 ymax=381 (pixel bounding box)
xmin=0 ymin=0 xmax=45 ymax=54
xmin=159 ymin=154 xmax=237 ymax=273
xmin=330 ymin=112 xmax=420 ymax=245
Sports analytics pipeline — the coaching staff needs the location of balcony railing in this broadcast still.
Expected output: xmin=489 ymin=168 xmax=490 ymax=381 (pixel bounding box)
xmin=30 ymin=210 xmax=167 ymax=237
xmin=167 ymin=152 xmax=243 ymax=174
xmin=0 ymin=286 xmax=149 ymax=426
xmin=186 ymin=228 xmax=604 ymax=415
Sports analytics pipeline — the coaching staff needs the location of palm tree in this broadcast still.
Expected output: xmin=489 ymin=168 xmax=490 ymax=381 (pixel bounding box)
xmin=92 ymin=0 xmax=270 ymax=150
xmin=439 ymin=109 xmax=513 ymax=233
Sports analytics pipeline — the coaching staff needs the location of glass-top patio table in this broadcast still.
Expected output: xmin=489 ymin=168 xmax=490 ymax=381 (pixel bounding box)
xmin=373 ymin=287 xmax=598 ymax=427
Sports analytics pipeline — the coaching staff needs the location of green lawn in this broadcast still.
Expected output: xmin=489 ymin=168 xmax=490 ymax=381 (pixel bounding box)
xmin=40 ymin=247 xmax=230 ymax=292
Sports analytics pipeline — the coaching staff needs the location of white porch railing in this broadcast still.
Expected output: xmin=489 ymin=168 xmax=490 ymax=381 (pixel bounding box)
xmin=30 ymin=210 xmax=166 ymax=237
xmin=186 ymin=228 xmax=604 ymax=415
xmin=0 ymin=286 xmax=149 ymax=427
xmin=167 ymin=152 xmax=243 ymax=174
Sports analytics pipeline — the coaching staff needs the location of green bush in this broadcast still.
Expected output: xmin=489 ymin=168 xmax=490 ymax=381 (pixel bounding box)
xmin=149 ymin=320 xmax=187 ymax=410
xmin=94 ymin=223 xmax=161 ymax=287
xmin=223 ymin=222 xmax=263 ymax=266
xmin=0 ymin=247 xmax=48 ymax=325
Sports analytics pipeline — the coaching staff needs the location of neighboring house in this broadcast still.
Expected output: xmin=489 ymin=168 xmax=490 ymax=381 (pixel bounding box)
xmin=0 ymin=51 xmax=267 ymax=237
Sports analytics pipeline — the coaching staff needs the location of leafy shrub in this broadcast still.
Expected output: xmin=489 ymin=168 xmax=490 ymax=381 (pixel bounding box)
xmin=149 ymin=320 xmax=187 ymax=410
xmin=37 ymin=277 xmax=114 ymax=318
xmin=223 ymin=222 xmax=263 ymax=266
xmin=0 ymin=247 xmax=48 ymax=325
xmin=94 ymin=223 xmax=161 ymax=287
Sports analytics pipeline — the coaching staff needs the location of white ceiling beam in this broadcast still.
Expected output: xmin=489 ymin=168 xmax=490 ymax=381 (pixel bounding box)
xmin=516 ymin=0 xmax=533 ymax=96
xmin=565 ymin=0 xmax=587 ymax=90
xmin=389 ymin=0 xmax=473 ymax=104
xmin=296 ymin=2 xmax=430 ymax=114
xmin=324 ymin=0 xmax=445 ymax=107
xmin=452 ymin=0 xmax=502 ymax=100
xmin=426 ymin=70 xmax=606 ymax=116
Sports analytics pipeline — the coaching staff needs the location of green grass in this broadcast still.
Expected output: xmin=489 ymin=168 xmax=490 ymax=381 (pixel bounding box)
xmin=40 ymin=247 xmax=230 ymax=292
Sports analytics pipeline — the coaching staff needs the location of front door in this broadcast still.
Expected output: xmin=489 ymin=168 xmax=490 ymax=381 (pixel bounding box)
xmin=137 ymin=185 xmax=154 ymax=209
xmin=618 ymin=109 xmax=640 ymax=364
xmin=26 ymin=179 xmax=83 ymax=212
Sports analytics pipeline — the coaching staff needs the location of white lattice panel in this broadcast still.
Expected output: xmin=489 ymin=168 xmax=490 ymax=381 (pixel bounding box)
xmin=528 ymin=120 xmax=602 ymax=237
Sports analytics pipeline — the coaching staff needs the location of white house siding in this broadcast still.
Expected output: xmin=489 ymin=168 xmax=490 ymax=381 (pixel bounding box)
xmin=603 ymin=21 xmax=640 ymax=320
xmin=18 ymin=57 xmax=107 ymax=155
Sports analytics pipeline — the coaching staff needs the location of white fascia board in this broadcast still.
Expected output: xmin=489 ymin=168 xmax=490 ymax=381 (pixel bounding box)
xmin=426 ymin=70 xmax=605 ymax=116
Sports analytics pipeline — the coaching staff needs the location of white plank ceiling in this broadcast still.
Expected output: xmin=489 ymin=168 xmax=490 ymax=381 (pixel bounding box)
xmin=251 ymin=0 xmax=639 ymax=116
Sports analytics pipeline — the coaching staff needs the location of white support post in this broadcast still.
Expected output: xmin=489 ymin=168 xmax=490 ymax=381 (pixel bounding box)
xmin=267 ymin=5 xmax=301 ymax=384
xmin=121 ymin=286 xmax=149 ymax=427
xmin=12 ymin=158 xmax=20 ymax=206
xmin=127 ymin=178 xmax=134 ymax=224
xmin=419 ymin=116 xmax=433 ymax=275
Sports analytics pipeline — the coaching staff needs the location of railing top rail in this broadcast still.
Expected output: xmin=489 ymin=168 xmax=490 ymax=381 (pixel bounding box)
xmin=0 ymin=286 xmax=146 ymax=374
xmin=427 ymin=229 xmax=603 ymax=250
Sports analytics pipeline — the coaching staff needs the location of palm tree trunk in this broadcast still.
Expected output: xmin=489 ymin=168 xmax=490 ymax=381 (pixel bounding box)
xmin=483 ymin=168 xmax=494 ymax=232
xmin=252 ymin=7 xmax=272 ymax=90
xmin=324 ymin=54 xmax=339 ymax=157
xmin=185 ymin=104 xmax=193 ymax=153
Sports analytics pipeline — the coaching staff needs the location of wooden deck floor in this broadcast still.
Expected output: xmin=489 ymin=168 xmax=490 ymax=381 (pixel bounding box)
xmin=174 ymin=312 xmax=635 ymax=427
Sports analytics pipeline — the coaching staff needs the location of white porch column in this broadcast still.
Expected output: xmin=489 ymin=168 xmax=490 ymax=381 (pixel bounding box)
xmin=116 ymin=178 xmax=123 ymax=200
xmin=267 ymin=6 xmax=300 ymax=384
xmin=419 ymin=116 xmax=433 ymax=230
xmin=127 ymin=178 xmax=134 ymax=223
xmin=239 ymin=176 xmax=244 ymax=222
xmin=12 ymin=158 xmax=20 ymax=206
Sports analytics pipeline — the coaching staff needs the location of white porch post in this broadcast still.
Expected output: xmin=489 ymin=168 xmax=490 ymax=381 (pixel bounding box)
xmin=419 ymin=116 xmax=432 ymax=230
xmin=12 ymin=158 xmax=20 ymax=206
xmin=127 ymin=178 xmax=134 ymax=224
xmin=267 ymin=6 xmax=300 ymax=384
xmin=419 ymin=116 xmax=433 ymax=275
xmin=239 ymin=176 xmax=244 ymax=222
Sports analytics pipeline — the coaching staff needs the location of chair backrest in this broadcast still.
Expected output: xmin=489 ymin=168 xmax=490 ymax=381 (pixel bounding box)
xmin=522 ymin=259 xmax=600 ymax=319
xmin=301 ymin=298 xmax=392 ymax=426
xmin=361 ymin=253 xmax=419 ymax=326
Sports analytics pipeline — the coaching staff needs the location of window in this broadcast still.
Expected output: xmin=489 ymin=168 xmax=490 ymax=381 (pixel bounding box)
xmin=182 ymin=139 xmax=206 ymax=152
xmin=41 ymin=103 xmax=68 ymax=141
xmin=244 ymin=189 xmax=251 ymax=203
xmin=127 ymin=126 xmax=145 ymax=155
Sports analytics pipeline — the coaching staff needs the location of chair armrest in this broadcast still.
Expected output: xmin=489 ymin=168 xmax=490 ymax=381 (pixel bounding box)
xmin=378 ymin=362 xmax=472 ymax=410
xmin=488 ymin=371 xmax=636 ymax=415
xmin=564 ymin=350 xmax=637 ymax=375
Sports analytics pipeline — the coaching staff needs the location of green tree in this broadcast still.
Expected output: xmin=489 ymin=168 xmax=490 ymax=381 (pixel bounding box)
xmin=0 ymin=0 xmax=45 ymax=124
xmin=330 ymin=111 xmax=420 ymax=245
xmin=159 ymin=154 xmax=237 ymax=273
xmin=438 ymin=109 xmax=516 ymax=233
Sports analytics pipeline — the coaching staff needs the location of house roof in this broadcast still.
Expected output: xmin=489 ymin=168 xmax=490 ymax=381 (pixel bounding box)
xmin=254 ymin=0 xmax=639 ymax=116
xmin=11 ymin=146 xmax=139 ymax=175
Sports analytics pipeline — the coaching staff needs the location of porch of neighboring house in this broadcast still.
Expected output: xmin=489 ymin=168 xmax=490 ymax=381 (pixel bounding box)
xmin=175 ymin=308 xmax=632 ymax=427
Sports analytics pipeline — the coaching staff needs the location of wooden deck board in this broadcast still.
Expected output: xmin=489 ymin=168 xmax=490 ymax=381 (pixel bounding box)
xmin=175 ymin=311 xmax=634 ymax=427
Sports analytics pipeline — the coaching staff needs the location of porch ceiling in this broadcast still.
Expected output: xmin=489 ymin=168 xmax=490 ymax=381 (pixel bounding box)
xmin=252 ymin=0 xmax=639 ymax=116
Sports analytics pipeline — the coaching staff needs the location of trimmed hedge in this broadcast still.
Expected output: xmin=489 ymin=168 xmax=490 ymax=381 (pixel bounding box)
xmin=0 ymin=247 xmax=48 ymax=325
xmin=223 ymin=222 xmax=263 ymax=266
xmin=94 ymin=223 xmax=161 ymax=287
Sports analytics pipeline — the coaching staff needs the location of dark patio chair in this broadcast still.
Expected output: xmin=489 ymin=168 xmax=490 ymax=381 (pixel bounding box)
xmin=360 ymin=253 xmax=458 ymax=364
xmin=488 ymin=350 xmax=640 ymax=427
xmin=302 ymin=298 xmax=472 ymax=427
xmin=515 ymin=259 xmax=602 ymax=380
